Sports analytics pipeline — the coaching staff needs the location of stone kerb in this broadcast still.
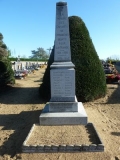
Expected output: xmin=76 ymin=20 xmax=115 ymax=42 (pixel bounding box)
xmin=22 ymin=123 xmax=104 ymax=153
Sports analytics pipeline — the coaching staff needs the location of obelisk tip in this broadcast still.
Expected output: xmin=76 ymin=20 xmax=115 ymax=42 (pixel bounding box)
xmin=56 ymin=1 xmax=67 ymax=6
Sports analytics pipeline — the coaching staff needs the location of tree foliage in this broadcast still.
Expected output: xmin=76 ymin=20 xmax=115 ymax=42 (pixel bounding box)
xmin=0 ymin=32 xmax=15 ymax=87
xmin=0 ymin=33 xmax=8 ymax=58
xmin=0 ymin=59 xmax=15 ymax=86
xmin=30 ymin=47 xmax=49 ymax=60
xmin=39 ymin=16 xmax=106 ymax=102
xmin=69 ymin=16 xmax=106 ymax=101
xmin=39 ymin=47 xmax=54 ymax=100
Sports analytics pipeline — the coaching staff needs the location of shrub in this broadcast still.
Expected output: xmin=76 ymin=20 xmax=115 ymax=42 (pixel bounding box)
xmin=39 ymin=16 xmax=106 ymax=102
xmin=0 ymin=32 xmax=15 ymax=87
xmin=39 ymin=47 xmax=54 ymax=100
xmin=69 ymin=16 xmax=106 ymax=101
xmin=0 ymin=59 xmax=15 ymax=87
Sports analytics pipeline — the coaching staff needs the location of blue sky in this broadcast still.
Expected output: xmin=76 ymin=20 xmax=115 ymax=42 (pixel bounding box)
xmin=0 ymin=0 xmax=120 ymax=60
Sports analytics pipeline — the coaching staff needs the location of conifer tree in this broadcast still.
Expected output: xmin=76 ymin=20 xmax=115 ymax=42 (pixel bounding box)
xmin=69 ymin=16 xmax=106 ymax=101
xmin=39 ymin=16 xmax=106 ymax=101
xmin=0 ymin=33 xmax=15 ymax=87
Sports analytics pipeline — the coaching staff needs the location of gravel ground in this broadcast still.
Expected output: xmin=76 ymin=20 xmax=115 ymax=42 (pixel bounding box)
xmin=0 ymin=67 xmax=120 ymax=160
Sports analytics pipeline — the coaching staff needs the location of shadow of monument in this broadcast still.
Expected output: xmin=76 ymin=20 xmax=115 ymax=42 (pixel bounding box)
xmin=106 ymin=85 xmax=120 ymax=104
xmin=0 ymin=86 xmax=47 ymax=104
xmin=0 ymin=110 xmax=42 ymax=157
xmin=34 ymin=78 xmax=43 ymax=82
xmin=85 ymin=124 xmax=101 ymax=144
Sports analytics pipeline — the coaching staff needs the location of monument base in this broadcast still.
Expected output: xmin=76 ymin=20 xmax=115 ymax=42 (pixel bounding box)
xmin=39 ymin=102 xmax=87 ymax=125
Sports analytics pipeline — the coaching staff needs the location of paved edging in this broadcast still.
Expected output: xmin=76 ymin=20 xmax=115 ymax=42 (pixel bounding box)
xmin=22 ymin=123 xmax=104 ymax=153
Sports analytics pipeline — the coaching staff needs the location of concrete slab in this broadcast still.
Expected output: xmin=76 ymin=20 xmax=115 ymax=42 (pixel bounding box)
xmin=39 ymin=102 xmax=87 ymax=125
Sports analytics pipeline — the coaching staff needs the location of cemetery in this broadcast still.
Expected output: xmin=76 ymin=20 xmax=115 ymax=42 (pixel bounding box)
xmin=0 ymin=1 xmax=120 ymax=160
xmin=102 ymin=61 xmax=120 ymax=84
xmin=11 ymin=59 xmax=46 ymax=79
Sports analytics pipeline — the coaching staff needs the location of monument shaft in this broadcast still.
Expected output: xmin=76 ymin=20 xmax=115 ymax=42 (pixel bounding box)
xmin=55 ymin=2 xmax=71 ymax=62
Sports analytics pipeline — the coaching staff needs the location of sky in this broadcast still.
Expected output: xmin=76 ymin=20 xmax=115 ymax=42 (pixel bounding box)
xmin=0 ymin=0 xmax=120 ymax=60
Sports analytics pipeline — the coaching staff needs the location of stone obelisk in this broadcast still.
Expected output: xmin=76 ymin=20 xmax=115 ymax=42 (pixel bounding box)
xmin=39 ymin=1 xmax=87 ymax=125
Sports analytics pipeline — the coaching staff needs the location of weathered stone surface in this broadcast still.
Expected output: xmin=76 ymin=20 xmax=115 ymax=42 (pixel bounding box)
xmin=50 ymin=68 xmax=75 ymax=102
xmin=39 ymin=102 xmax=87 ymax=125
xmin=51 ymin=145 xmax=59 ymax=152
xmin=59 ymin=145 xmax=66 ymax=151
xmin=74 ymin=145 xmax=82 ymax=151
xmin=96 ymin=144 xmax=104 ymax=151
xmin=49 ymin=102 xmax=78 ymax=112
xmin=54 ymin=2 xmax=71 ymax=62
xmin=66 ymin=145 xmax=74 ymax=151
xmin=82 ymin=144 xmax=89 ymax=151
xmin=89 ymin=144 xmax=97 ymax=151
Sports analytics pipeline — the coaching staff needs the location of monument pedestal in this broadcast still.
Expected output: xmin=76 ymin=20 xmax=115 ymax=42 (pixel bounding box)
xmin=39 ymin=62 xmax=88 ymax=126
xmin=39 ymin=102 xmax=87 ymax=125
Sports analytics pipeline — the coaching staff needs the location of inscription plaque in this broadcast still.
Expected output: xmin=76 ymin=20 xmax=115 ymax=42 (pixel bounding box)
xmin=49 ymin=102 xmax=78 ymax=112
xmin=50 ymin=68 xmax=75 ymax=101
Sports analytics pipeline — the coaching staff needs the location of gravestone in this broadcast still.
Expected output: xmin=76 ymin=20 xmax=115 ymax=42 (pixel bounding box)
xmin=29 ymin=62 xmax=31 ymax=67
xmin=39 ymin=1 xmax=87 ymax=125
xmin=26 ymin=62 xmax=28 ymax=69
xmin=14 ymin=62 xmax=17 ymax=71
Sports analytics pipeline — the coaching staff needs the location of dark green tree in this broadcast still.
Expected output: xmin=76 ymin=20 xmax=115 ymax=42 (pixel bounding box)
xmin=39 ymin=47 xmax=54 ymax=100
xmin=39 ymin=16 xmax=106 ymax=102
xmin=69 ymin=16 xmax=106 ymax=101
xmin=0 ymin=59 xmax=15 ymax=86
xmin=0 ymin=33 xmax=15 ymax=87
xmin=0 ymin=33 xmax=3 ymax=46
xmin=0 ymin=33 xmax=8 ymax=58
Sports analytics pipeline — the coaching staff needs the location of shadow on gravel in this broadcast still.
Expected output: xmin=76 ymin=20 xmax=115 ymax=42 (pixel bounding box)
xmin=0 ymin=109 xmax=42 ymax=157
xmin=111 ymin=132 xmax=120 ymax=136
xmin=106 ymin=85 xmax=120 ymax=104
xmin=0 ymin=85 xmax=47 ymax=104
xmin=85 ymin=124 xmax=101 ymax=144
xmin=34 ymin=78 xmax=43 ymax=83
